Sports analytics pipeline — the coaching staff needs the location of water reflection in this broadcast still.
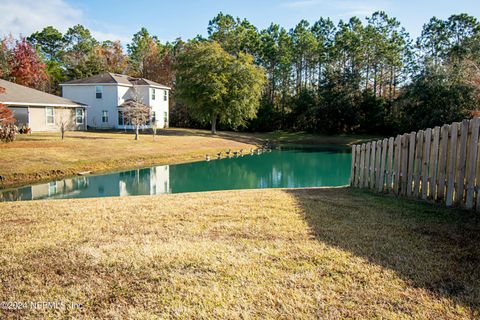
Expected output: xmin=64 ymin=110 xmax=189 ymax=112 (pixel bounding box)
xmin=1 ymin=147 xmax=351 ymax=202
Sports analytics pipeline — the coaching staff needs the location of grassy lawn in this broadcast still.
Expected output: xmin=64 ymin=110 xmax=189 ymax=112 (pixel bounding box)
xmin=0 ymin=128 xmax=374 ymax=189
xmin=0 ymin=188 xmax=478 ymax=318
xmin=263 ymin=130 xmax=382 ymax=146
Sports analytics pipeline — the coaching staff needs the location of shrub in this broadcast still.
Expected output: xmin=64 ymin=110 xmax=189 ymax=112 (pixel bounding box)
xmin=0 ymin=123 xmax=16 ymax=143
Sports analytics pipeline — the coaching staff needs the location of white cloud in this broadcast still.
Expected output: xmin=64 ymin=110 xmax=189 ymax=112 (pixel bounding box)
xmin=0 ymin=0 xmax=82 ymax=36
xmin=281 ymin=0 xmax=321 ymax=8
xmin=281 ymin=0 xmax=389 ymax=18
xmin=0 ymin=0 xmax=131 ymax=43
xmin=334 ymin=1 xmax=384 ymax=18
xmin=91 ymin=31 xmax=131 ymax=44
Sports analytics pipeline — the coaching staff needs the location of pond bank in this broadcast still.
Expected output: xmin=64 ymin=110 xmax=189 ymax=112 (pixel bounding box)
xmin=0 ymin=129 xmax=375 ymax=190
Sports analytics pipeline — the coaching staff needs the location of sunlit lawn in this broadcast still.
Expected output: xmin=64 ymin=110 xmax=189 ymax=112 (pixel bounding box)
xmin=0 ymin=188 xmax=478 ymax=318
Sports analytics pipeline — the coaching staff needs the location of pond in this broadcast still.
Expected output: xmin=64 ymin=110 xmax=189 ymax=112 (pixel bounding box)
xmin=0 ymin=146 xmax=351 ymax=202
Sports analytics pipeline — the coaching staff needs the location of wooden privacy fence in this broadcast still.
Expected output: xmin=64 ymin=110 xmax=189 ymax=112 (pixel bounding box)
xmin=350 ymin=118 xmax=480 ymax=210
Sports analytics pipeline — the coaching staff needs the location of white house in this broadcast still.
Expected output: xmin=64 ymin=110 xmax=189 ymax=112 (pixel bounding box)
xmin=60 ymin=72 xmax=170 ymax=129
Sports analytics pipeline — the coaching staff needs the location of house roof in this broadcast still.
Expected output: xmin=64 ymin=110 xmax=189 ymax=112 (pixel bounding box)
xmin=61 ymin=72 xmax=171 ymax=90
xmin=0 ymin=79 xmax=85 ymax=108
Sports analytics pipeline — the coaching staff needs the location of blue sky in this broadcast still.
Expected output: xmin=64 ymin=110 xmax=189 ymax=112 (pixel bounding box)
xmin=1 ymin=0 xmax=479 ymax=44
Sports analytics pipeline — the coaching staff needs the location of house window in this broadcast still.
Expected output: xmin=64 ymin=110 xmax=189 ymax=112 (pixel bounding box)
xmin=164 ymin=111 xmax=168 ymax=126
xmin=95 ymin=86 xmax=103 ymax=99
xmin=102 ymin=110 xmax=109 ymax=123
xmin=151 ymin=111 xmax=156 ymax=124
xmin=118 ymin=111 xmax=125 ymax=126
xmin=163 ymin=90 xmax=167 ymax=101
xmin=151 ymin=88 xmax=156 ymax=100
xmin=75 ymin=108 xmax=84 ymax=124
xmin=46 ymin=107 xmax=54 ymax=124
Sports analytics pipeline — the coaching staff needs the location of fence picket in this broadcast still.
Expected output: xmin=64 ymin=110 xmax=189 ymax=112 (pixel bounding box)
xmin=437 ymin=124 xmax=449 ymax=202
xmin=414 ymin=130 xmax=424 ymax=198
xmin=350 ymin=145 xmax=356 ymax=186
xmin=466 ymin=118 xmax=480 ymax=209
xmin=446 ymin=123 xmax=458 ymax=207
xmin=455 ymin=119 xmax=469 ymax=205
xmin=401 ymin=134 xmax=409 ymax=196
xmin=407 ymin=133 xmax=416 ymax=196
xmin=430 ymin=127 xmax=441 ymax=200
xmin=364 ymin=142 xmax=371 ymax=188
xmin=476 ymin=135 xmax=480 ymax=211
xmin=393 ymin=135 xmax=401 ymax=195
xmin=355 ymin=145 xmax=361 ymax=187
xmin=370 ymin=141 xmax=376 ymax=190
xmin=386 ymin=137 xmax=394 ymax=192
xmin=375 ymin=140 xmax=382 ymax=188
xmin=378 ymin=139 xmax=388 ymax=192
xmin=422 ymin=128 xmax=432 ymax=200
xmin=359 ymin=144 xmax=366 ymax=187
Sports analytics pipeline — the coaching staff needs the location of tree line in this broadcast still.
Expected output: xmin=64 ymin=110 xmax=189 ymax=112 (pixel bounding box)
xmin=1 ymin=12 xmax=479 ymax=135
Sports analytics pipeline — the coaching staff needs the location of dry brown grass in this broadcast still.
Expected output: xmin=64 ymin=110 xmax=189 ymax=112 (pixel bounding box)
xmin=0 ymin=129 xmax=262 ymax=188
xmin=0 ymin=188 xmax=478 ymax=319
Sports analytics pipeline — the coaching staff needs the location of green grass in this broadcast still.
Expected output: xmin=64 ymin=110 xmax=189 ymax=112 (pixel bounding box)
xmin=0 ymin=128 xmax=374 ymax=189
xmin=0 ymin=187 xmax=478 ymax=318
xmin=263 ymin=130 xmax=382 ymax=146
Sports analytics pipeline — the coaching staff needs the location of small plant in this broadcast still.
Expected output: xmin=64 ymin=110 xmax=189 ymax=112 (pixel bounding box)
xmin=0 ymin=123 xmax=16 ymax=143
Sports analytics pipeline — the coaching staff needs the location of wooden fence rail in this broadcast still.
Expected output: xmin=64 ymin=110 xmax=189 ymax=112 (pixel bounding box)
xmin=350 ymin=118 xmax=480 ymax=210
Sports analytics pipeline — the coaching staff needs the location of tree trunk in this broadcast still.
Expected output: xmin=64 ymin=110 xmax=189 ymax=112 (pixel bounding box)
xmin=135 ymin=125 xmax=139 ymax=140
xmin=211 ymin=114 xmax=217 ymax=134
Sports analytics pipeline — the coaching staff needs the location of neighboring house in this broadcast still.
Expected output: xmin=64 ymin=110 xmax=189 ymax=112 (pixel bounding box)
xmin=60 ymin=72 xmax=171 ymax=130
xmin=0 ymin=79 xmax=86 ymax=132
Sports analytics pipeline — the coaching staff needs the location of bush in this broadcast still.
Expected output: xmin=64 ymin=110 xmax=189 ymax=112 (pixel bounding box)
xmin=0 ymin=123 xmax=16 ymax=143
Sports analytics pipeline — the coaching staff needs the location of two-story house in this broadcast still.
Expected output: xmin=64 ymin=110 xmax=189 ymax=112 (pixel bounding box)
xmin=60 ymin=73 xmax=170 ymax=129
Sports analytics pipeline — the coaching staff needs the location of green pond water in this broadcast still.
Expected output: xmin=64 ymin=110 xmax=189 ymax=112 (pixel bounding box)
xmin=0 ymin=146 xmax=351 ymax=202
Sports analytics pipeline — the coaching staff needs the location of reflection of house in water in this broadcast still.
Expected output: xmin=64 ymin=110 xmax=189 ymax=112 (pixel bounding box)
xmin=30 ymin=177 xmax=91 ymax=199
xmin=119 ymin=166 xmax=170 ymax=196
xmin=0 ymin=165 xmax=170 ymax=202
